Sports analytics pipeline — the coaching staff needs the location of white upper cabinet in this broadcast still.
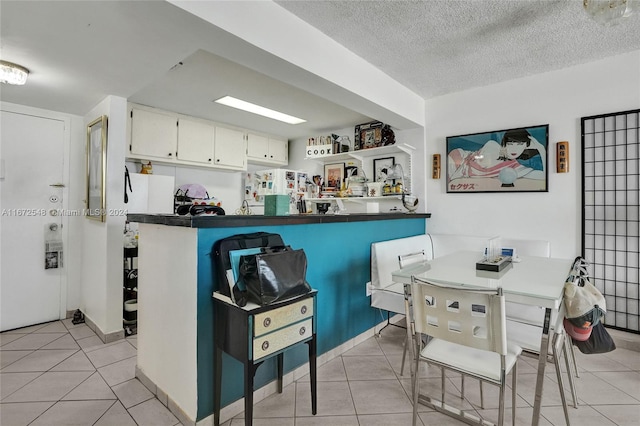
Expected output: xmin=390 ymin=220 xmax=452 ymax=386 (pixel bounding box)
xmin=129 ymin=107 xmax=178 ymax=161
xmin=267 ymin=137 xmax=288 ymax=165
xmin=247 ymin=133 xmax=288 ymax=166
xmin=214 ymin=126 xmax=246 ymax=170
xmin=128 ymin=103 xmax=292 ymax=171
xmin=177 ymin=118 xmax=215 ymax=165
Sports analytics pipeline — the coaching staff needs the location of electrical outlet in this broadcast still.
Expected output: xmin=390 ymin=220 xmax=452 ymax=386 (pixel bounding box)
xmin=366 ymin=281 xmax=373 ymax=297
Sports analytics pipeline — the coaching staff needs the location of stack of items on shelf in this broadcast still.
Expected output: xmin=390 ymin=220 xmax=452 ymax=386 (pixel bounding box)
xmin=123 ymin=222 xmax=138 ymax=336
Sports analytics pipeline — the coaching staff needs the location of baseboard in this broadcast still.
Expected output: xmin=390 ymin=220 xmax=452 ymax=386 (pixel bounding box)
xmin=72 ymin=310 xmax=124 ymax=344
xmin=607 ymin=328 xmax=640 ymax=352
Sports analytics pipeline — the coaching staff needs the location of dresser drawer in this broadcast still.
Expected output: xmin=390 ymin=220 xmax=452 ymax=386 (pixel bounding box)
xmin=254 ymin=298 xmax=313 ymax=337
xmin=253 ymin=318 xmax=312 ymax=360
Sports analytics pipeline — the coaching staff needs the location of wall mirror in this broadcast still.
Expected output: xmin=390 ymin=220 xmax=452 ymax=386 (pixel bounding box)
xmin=86 ymin=115 xmax=108 ymax=221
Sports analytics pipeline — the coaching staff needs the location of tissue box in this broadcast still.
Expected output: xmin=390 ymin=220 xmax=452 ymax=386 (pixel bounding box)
xmin=264 ymin=195 xmax=290 ymax=216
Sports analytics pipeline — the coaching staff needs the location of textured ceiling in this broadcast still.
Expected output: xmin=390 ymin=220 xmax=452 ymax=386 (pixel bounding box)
xmin=276 ymin=0 xmax=640 ymax=99
xmin=1 ymin=1 xmax=639 ymax=140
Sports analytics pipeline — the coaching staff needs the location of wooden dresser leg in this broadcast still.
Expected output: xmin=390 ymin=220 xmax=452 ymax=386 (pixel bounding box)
xmin=308 ymin=335 xmax=318 ymax=415
xmin=277 ymin=353 xmax=284 ymax=393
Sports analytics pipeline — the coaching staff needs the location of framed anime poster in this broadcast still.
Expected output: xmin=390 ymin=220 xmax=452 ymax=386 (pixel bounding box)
xmin=446 ymin=124 xmax=549 ymax=193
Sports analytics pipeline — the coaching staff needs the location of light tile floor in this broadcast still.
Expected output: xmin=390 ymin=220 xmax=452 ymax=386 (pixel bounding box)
xmin=2 ymin=320 xmax=639 ymax=425
xmin=1 ymin=319 xmax=179 ymax=426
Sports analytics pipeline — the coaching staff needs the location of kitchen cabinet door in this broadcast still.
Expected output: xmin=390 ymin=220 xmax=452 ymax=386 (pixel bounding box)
xmin=268 ymin=137 xmax=288 ymax=164
xmin=247 ymin=133 xmax=288 ymax=166
xmin=177 ymin=118 xmax=215 ymax=164
xmin=214 ymin=126 xmax=247 ymax=170
xmin=247 ymin=133 xmax=269 ymax=161
xmin=130 ymin=108 xmax=178 ymax=160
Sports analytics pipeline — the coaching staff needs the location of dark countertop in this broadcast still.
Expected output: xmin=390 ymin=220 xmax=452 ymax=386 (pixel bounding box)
xmin=127 ymin=212 xmax=431 ymax=228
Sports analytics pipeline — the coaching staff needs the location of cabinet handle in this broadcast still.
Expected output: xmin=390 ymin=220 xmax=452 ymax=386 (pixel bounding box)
xmin=299 ymin=326 xmax=306 ymax=336
xmin=216 ymin=159 xmax=220 ymax=163
xmin=208 ymin=158 xmax=212 ymax=162
xmin=261 ymin=341 xmax=269 ymax=351
xmin=300 ymin=305 xmax=307 ymax=315
xmin=168 ymin=153 xmax=172 ymax=157
xmin=263 ymin=317 xmax=271 ymax=328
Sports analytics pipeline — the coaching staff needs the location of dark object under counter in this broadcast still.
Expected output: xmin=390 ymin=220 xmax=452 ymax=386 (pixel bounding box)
xmin=127 ymin=212 xmax=431 ymax=228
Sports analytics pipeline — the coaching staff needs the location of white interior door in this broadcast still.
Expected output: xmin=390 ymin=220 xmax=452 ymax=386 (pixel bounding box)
xmin=1 ymin=110 xmax=65 ymax=331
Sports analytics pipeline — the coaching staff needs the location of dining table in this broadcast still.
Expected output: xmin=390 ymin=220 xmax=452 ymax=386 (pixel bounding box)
xmin=391 ymin=250 xmax=575 ymax=426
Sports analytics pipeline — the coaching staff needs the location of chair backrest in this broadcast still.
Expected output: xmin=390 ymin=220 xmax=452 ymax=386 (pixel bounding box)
xmin=500 ymin=238 xmax=550 ymax=257
xmin=398 ymin=250 xmax=427 ymax=269
xmin=410 ymin=276 xmax=507 ymax=355
xmin=429 ymin=234 xmax=488 ymax=258
xmin=371 ymin=234 xmax=432 ymax=289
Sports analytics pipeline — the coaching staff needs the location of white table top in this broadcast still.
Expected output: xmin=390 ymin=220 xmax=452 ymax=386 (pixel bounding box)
xmin=391 ymin=251 xmax=573 ymax=310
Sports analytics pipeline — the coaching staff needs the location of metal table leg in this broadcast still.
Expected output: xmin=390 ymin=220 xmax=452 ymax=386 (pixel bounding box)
xmin=532 ymin=308 xmax=552 ymax=426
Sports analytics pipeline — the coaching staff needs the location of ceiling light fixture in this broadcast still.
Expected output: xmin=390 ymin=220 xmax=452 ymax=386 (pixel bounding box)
xmin=214 ymin=96 xmax=306 ymax=125
xmin=583 ymin=0 xmax=638 ymax=25
xmin=0 ymin=60 xmax=29 ymax=85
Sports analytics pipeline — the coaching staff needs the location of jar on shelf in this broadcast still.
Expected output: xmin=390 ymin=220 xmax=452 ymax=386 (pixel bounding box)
xmin=383 ymin=183 xmax=392 ymax=195
xmin=395 ymin=182 xmax=403 ymax=193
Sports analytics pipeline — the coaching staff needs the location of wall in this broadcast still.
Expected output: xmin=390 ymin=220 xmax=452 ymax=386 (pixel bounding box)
xmin=125 ymin=160 xmax=244 ymax=215
xmin=82 ymin=96 xmax=128 ymax=336
xmin=424 ymin=51 xmax=640 ymax=258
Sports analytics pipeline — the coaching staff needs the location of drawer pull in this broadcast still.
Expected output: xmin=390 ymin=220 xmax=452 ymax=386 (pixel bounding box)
xmin=300 ymin=305 xmax=307 ymax=315
xmin=299 ymin=326 xmax=306 ymax=335
xmin=263 ymin=317 xmax=271 ymax=328
xmin=262 ymin=341 xmax=269 ymax=351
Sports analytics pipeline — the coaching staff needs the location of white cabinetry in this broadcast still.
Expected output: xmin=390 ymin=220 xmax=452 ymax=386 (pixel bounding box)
xmin=177 ymin=118 xmax=215 ymax=165
xmin=214 ymin=126 xmax=246 ymax=170
xmin=247 ymin=133 xmax=288 ymax=166
xmin=128 ymin=104 xmax=249 ymax=171
xmin=130 ymin=107 xmax=177 ymax=161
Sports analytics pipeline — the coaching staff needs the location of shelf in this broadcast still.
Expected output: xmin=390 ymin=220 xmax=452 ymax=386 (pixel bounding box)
xmin=306 ymin=196 xmax=401 ymax=204
xmin=304 ymin=143 xmax=415 ymax=164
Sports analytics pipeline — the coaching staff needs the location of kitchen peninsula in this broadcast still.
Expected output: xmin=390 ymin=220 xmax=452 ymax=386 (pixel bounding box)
xmin=128 ymin=212 xmax=429 ymax=424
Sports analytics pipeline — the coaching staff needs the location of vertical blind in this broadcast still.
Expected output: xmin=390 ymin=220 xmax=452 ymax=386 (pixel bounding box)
xmin=582 ymin=109 xmax=640 ymax=333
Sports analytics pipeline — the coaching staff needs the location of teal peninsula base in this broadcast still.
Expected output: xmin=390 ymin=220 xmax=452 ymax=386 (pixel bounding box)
xmin=129 ymin=213 xmax=428 ymax=424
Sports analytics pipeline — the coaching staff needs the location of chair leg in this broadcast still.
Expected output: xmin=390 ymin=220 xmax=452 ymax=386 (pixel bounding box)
xmin=461 ymin=374 xmax=465 ymax=399
xmin=552 ymin=334 xmax=572 ymax=426
xmin=511 ymin=363 xmax=517 ymax=426
xmin=567 ymin=336 xmax=580 ymax=378
xmin=562 ymin=335 xmax=579 ymax=408
xmin=441 ymin=367 xmax=446 ymax=408
xmin=479 ymin=381 xmax=484 ymax=409
xmin=400 ymin=334 xmax=408 ymax=376
xmin=412 ymin=335 xmax=421 ymax=426
xmin=498 ymin=378 xmax=505 ymax=426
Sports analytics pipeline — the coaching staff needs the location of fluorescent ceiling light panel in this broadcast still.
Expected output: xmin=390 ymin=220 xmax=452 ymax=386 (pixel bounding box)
xmin=214 ymin=96 xmax=306 ymax=125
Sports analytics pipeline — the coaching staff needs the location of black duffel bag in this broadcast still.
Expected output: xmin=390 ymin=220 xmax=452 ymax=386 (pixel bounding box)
xmin=238 ymin=247 xmax=311 ymax=306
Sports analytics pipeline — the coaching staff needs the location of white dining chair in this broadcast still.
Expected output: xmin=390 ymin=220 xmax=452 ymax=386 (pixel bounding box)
xmin=406 ymin=276 xmax=522 ymax=426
